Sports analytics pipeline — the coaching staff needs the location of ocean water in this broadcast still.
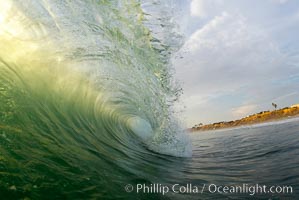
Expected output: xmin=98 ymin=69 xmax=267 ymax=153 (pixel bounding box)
xmin=121 ymin=118 xmax=299 ymax=200
xmin=1 ymin=0 xmax=299 ymax=199
xmin=185 ymin=118 xmax=299 ymax=200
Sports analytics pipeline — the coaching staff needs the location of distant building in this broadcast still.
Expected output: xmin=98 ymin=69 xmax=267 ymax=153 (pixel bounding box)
xmin=291 ymin=104 xmax=299 ymax=108
xmin=192 ymin=123 xmax=203 ymax=129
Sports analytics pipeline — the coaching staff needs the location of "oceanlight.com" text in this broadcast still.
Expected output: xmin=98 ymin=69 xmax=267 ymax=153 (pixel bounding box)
xmin=124 ymin=183 xmax=293 ymax=196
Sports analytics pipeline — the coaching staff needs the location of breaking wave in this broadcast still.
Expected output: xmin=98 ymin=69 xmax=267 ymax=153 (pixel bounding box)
xmin=0 ymin=0 xmax=191 ymax=199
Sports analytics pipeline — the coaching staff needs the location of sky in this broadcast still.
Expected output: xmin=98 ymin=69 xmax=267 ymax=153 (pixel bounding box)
xmin=172 ymin=0 xmax=299 ymax=127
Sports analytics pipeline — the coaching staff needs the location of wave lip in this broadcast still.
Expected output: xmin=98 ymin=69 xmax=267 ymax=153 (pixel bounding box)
xmin=0 ymin=0 xmax=191 ymax=161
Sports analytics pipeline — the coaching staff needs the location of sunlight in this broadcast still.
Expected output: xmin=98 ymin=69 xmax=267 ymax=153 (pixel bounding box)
xmin=0 ymin=0 xmax=12 ymax=25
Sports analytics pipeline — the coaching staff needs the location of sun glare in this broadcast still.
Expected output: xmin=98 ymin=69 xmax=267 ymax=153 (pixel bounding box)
xmin=0 ymin=1 xmax=12 ymax=25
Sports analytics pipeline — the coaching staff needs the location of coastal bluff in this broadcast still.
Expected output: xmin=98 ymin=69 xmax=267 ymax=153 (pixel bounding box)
xmin=191 ymin=104 xmax=299 ymax=132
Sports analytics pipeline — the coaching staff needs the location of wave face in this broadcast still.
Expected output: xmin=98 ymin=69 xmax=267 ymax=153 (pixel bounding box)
xmin=0 ymin=0 xmax=191 ymax=199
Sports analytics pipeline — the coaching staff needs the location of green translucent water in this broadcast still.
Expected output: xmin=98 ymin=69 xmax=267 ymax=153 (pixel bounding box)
xmin=0 ymin=0 xmax=191 ymax=199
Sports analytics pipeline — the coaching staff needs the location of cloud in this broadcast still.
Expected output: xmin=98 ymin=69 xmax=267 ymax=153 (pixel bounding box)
xmin=174 ymin=11 xmax=298 ymax=126
xmin=271 ymin=0 xmax=288 ymax=4
xmin=232 ymin=104 xmax=258 ymax=118
xmin=190 ymin=0 xmax=224 ymax=18
xmin=190 ymin=0 xmax=205 ymax=17
xmin=177 ymin=12 xmax=288 ymax=95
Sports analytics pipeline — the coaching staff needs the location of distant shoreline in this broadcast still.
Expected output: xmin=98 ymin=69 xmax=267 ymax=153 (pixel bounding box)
xmin=190 ymin=104 xmax=299 ymax=132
